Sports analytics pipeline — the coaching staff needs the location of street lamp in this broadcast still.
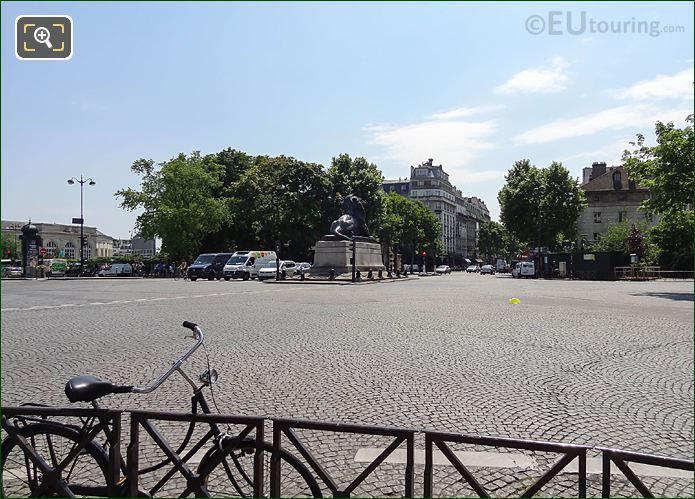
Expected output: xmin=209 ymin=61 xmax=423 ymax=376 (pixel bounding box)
xmin=67 ymin=176 xmax=96 ymax=270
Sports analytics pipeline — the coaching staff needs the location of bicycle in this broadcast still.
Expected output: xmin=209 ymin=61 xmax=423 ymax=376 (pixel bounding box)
xmin=0 ymin=321 xmax=322 ymax=497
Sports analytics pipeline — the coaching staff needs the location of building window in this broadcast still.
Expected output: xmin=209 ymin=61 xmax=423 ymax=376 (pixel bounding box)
xmin=612 ymin=171 xmax=622 ymax=190
xmin=401 ymin=185 xmax=407 ymax=192
xmin=46 ymin=241 xmax=57 ymax=258
xmin=64 ymin=242 xmax=75 ymax=259
xmin=593 ymin=195 xmax=600 ymax=202
xmin=593 ymin=212 xmax=602 ymax=223
xmin=618 ymin=211 xmax=627 ymax=222
xmin=593 ymin=233 xmax=600 ymax=241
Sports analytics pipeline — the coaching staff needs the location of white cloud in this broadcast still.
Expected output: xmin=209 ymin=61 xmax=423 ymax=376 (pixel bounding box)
xmin=427 ymin=104 xmax=505 ymax=121
xmin=612 ymin=68 xmax=694 ymax=101
xmin=513 ymin=103 xmax=691 ymax=145
xmin=495 ymin=56 xmax=570 ymax=94
xmin=563 ymin=138 xmax=634 ymax=166
xmin=365 ymin=115 xmax=501 ymax=187
xmin=367 ymin=119 xmax=496 ymax=167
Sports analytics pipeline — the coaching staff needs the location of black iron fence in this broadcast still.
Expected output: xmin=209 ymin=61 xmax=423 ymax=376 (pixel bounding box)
xmin=2 ymin=405 xmax=693 ymax=498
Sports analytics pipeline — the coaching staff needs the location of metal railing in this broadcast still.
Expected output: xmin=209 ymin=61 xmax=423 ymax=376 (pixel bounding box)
xmin=272 ymin=417 xmax=415 ymax=498
xmin=2 ymin=405 xmax=693 ymax=498
xmin=424 ymin=431 xmax=589 ymax=498
xmin=127 ymin=410 xmax=265 ymax=498
xmin=599 ymin=447 xmax=694 ymax=498
xmin=614 ymin=266 xmax=693 ymax=281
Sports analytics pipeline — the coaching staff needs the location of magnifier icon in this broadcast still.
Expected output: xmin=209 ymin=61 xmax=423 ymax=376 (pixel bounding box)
xmin=33 ymin=26 xmax=53 ymax=49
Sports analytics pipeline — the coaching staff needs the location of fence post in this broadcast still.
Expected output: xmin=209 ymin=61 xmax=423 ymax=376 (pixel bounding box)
xmin=107 ymin=412 xmax=122 ymax=497
xmin=127 ymin=415 xmax=140 ymax=498
xmin=602 ymin=451 xmax=611 ymax=498
xmin=424 ymin=433 xmax=433 ymax=498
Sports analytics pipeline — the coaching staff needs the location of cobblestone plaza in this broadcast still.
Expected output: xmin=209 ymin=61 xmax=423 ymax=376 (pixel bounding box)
xmin=1 ymin=275 xmax=693 ymax=496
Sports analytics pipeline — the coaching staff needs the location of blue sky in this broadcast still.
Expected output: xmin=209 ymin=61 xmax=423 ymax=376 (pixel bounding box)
xmin=2 ymin=1 xmax=693 ymax=238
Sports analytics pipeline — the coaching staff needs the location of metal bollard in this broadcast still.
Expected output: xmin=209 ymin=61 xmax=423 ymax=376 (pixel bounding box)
xmin=378 ymin=269 xmax=383 ymax=279
xmin=356 ymin=270 xmax=362 ymax=282
xmin=300 ymin=272 xmax=305 ymax=281
xmin=329 ymin=268 xmax=336 ymax=280
xmin=367 ymin=270 xmax=373 ymax=280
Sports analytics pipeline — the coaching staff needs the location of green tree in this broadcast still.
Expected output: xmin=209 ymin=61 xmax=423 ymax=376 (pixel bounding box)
xmin=477 ymin=221 xmax=505 ymax=261
xmin=115 ymin=153 xmax=228 ymax=260
xmin=623 ymin=115 xmax=694 ymax=216
xmin=233 ymin=155 xmax=328 ymax=259
xmin=623 ymin=116 xmax=694 ymax=270
xmin=376 ymin=193 xmax=442 ymax=266
xmin=326 ymin=154 xmax=385 ymax=233
xmin=592 ymin=222 xmax=633 ymax=253
xmin=647 ymin=210 xmax=694 ymax=270
xmin=1 ymin=232 xmax=21 ymax=260
xmin=498 ymin=159 xmax=585 ymax=250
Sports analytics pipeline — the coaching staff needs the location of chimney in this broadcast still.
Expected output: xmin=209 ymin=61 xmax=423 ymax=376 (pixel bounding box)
xmin=592 ymin=161 xmax=607 ymax=179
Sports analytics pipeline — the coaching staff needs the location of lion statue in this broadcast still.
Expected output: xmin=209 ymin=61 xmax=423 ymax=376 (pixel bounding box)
xmin=329 ymin=194 xmax=371 ymax=240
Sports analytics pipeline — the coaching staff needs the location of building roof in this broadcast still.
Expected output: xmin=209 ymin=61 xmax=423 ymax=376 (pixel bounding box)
xmin=580 ymin=166 xmax=646 ymax=192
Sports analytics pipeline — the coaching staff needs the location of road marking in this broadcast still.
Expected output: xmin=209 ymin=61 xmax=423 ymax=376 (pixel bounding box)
xmin=354 ymin=447 xmax=693 ymax=478
xmin=354 ymin=447 xmax=537 ymax=469
xmin=1 ymin=287 xmax=304 ymax=312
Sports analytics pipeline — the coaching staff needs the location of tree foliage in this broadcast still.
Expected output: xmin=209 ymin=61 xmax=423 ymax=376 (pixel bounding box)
xmin=116 ymin=149 xmax=446 ymax=264
xmin=115 ymin=153 xmax=228 ymax=260
xmin=498 ymin=160 xmax=585 ymax=249
xmin=477 ymin=221 xmax=505 ymax=261
xmin=326 ymin=154 xmax=385 ymax=233
xmin=376 ymin=192 xmax=442 ymax=259
xmin=622 ymin=116 xmax=694 ymax=269
xmin=623 ymin=115 xmax=694 ymax=216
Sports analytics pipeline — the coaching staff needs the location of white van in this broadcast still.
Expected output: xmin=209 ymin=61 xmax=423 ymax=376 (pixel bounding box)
xmin=512 ymin=261 xmax=535 ymax=278
xmin=44 ymin=258 xmax=68 ymax=277
xmin=223 ymin=250 xmax=277 ymax=281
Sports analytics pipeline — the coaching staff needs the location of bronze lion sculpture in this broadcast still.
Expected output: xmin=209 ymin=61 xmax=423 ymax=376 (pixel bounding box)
xmin=329 ymin=194 xmax=371 ymax=240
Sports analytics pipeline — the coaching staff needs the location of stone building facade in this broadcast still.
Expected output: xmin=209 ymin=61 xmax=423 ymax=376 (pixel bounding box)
xmin=382 ymin=159 xmax=490 ymax=264
xmin=577 ymin=162 xmax=657 ymax=243
xmin=2 ymin=220 xmax=114 ymax=259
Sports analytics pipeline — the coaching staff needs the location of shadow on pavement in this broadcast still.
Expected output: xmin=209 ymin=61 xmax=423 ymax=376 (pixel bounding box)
xmin=630 ymin=292 xmax=694 ymax=302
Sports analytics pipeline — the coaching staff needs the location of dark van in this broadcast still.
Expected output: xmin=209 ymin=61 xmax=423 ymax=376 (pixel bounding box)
xmin=187 ymin=253 xmax=233 ymax=281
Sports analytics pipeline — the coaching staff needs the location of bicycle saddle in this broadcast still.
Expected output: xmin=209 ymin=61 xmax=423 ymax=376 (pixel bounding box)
xmin=65 ymin=375 xmax=132 ymax=403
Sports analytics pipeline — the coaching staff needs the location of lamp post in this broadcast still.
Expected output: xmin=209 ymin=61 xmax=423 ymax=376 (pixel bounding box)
xmin=67 ymin=176 xmax=96 ymax=270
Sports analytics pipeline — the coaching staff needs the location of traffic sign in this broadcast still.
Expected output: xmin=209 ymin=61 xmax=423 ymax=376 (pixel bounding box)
xmin=39 ymin=247 xmax=47 ymax=256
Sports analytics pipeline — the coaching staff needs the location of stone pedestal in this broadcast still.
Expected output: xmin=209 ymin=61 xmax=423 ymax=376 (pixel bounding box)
xmin=310 ymin=239 xmax=385 ymax=277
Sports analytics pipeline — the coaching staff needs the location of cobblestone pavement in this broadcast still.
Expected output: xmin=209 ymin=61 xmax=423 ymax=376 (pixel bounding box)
xmin=1 ymin=275 xmax=693 ymax=497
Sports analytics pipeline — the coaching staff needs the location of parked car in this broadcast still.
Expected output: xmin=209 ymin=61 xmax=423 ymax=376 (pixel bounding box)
xmin=2 ymin=260 xmax=23 ymax=277
xmin=188 ymin=253 xmax=233 ymax=281
xmin=296 ymin=262 xmax=312 ymax=274
xmin=257 ymin=260 xmax=297 ymax=281
xmin=512 ymin=261 xmax=535 ymax=278
xmin=466 ymin=265 xmax=480 ymax=273
xmin=435 ymin=265 xmax=451 ymax=275
xmin=480 ymin=264 xmax=495 ymax=275
xmin=223 ymin=250 xmax=277 ymax=280
xmin=98 ymin=263 xmax=133 ymax=277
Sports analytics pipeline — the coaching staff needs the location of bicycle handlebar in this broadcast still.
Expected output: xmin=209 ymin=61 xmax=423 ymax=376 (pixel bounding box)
xmin=130 ymin=322 xmax=204 ymax=394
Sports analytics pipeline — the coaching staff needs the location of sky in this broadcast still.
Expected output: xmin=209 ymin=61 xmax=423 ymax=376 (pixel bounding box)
xmin=2 ymin=1 xmax=693 ymax=238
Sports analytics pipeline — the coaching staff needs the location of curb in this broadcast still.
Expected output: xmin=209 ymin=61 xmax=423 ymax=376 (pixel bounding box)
xmin=263 ymin=277 xmax=419 ymax=285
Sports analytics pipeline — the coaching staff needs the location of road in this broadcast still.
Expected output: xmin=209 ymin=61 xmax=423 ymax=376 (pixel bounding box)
xmin=1 ymin=274 xmax=693 ymax=497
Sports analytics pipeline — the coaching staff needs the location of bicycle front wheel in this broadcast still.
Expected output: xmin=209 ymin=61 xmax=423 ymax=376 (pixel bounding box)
xmin=197 ymin=438 xmax=322 ymax=497
xmin=0 ymin=422 xmax=109 ymax=498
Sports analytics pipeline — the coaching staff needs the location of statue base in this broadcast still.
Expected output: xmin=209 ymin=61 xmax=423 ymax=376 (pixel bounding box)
xmin=310 ymin=239 xmax=385 ymax=277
